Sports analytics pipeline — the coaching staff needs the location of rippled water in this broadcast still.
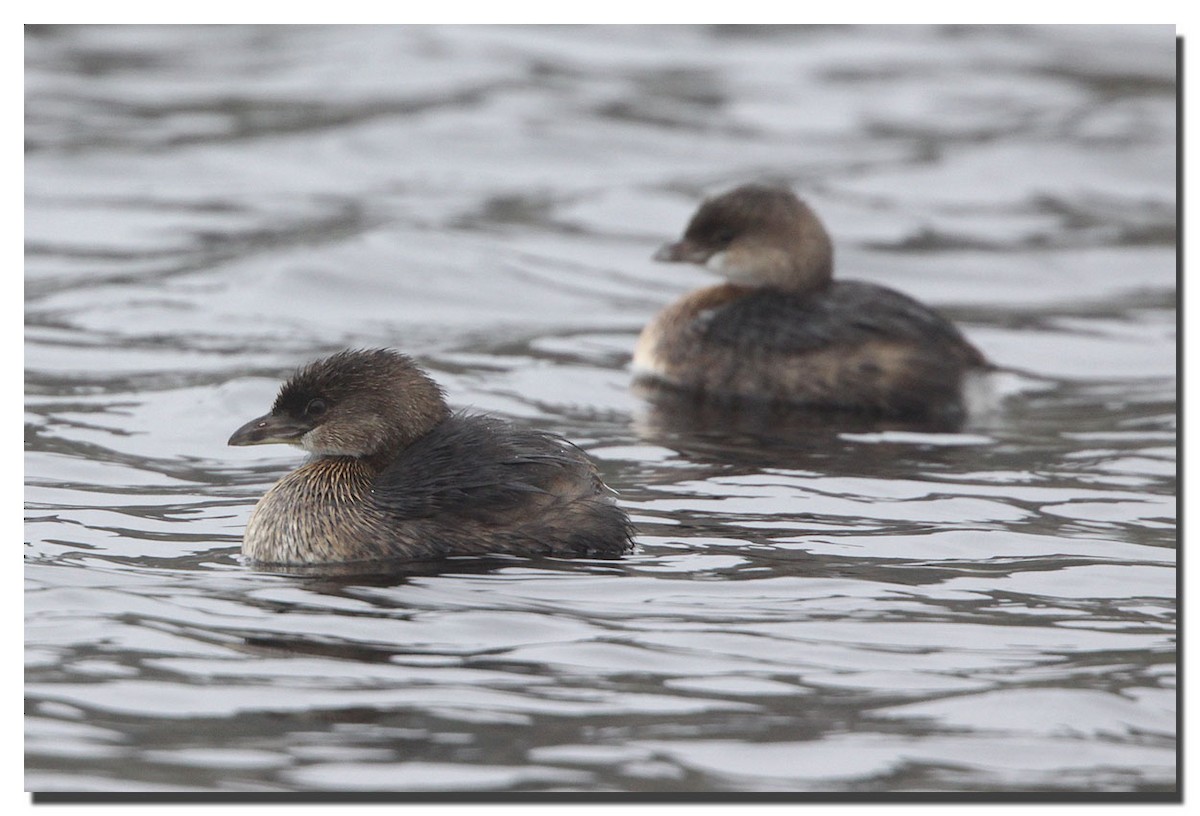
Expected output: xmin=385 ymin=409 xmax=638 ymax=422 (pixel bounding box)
xmin=24 ymin=24 xmax=1177 ymax=795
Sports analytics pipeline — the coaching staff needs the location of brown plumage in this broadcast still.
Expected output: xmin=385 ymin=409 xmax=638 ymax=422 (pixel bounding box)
xmin=229 ymin=349 xmax=633 ymax=569
xmin=634 ymin=184 xmax=990 ymax=421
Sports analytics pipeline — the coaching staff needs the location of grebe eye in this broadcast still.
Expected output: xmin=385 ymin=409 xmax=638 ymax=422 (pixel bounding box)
xmin=304 ymin=398 xmax=328 ymax=417
xmin=714 ymin=228 xmax=737 ymax=246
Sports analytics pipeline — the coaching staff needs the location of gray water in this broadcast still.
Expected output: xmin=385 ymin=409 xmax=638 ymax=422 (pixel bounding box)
xmin=24 ymin=24 xmax=1177 ymax=794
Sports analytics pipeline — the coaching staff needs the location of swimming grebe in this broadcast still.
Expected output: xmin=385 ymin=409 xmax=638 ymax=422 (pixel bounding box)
xmin=229 ymin=349 xmax=633 ymax=567
xmin=633 ymin=184 xmax=990 ymax=420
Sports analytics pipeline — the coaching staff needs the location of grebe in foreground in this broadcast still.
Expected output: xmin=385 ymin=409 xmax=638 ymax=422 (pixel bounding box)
xmin=229 ymin=349 xmax=633 ymax=569
xmin=633 ymin=184 xmax=990 ymax=421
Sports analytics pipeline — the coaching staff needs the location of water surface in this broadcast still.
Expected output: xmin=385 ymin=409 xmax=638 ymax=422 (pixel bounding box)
xmin=25 ymin=24 xmax=1176 ymax=794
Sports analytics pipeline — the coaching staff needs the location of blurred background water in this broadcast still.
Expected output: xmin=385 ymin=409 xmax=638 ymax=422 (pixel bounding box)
xmin=24 ymin=24 xmax=1176 ymax=794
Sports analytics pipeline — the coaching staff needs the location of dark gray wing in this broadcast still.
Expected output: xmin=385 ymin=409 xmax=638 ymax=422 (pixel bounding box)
xmin=702 ymin=281 xmax=985 ymax=364
xmin=369 ymin=413 xmax=593 ymax=522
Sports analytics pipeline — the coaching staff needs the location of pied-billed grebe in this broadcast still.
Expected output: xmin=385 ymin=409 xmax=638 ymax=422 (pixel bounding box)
xmin=228 ymin=349 xmax=634 ymax=568
xmin=633 ymin=184 xmax=991 ymax=420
